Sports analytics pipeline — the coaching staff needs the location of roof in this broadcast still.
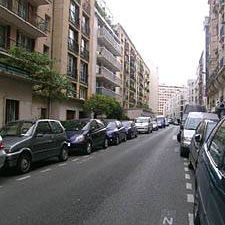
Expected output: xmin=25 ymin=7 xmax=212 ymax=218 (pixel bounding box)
xmin=187 ymin=112 xmax=219 ymax=120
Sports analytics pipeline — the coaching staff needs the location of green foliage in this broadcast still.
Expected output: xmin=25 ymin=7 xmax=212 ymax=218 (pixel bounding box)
xmin=83 ymin=95 xmax=124 ymax=119
xmin=1 ymin=46 xmax=73 ymax=100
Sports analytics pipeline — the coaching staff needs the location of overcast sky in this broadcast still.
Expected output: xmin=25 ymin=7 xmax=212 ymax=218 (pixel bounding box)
xmin=107 ymin=0 xmax=209 ymax=86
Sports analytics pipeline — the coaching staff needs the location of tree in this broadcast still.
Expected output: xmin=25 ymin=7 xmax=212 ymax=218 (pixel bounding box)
xmin=0 ymin=46 xmax=74 ymax=117
xmin=83 ymin=95 xmax=124 ymax=119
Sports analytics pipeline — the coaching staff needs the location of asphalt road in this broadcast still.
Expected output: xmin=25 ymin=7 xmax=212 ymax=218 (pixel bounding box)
xmin=0 ymin=126 xmax=195 ymax=225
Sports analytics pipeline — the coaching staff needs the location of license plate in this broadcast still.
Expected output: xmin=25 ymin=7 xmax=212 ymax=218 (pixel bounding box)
xmin=68 ymin=143 xmax=71 ymax=147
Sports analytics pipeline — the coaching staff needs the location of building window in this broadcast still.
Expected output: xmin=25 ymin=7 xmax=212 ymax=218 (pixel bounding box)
xmin=79 ymin=87 xmax=87 ymax=100
xmin=68 ymin=28 xmax=79 ymax=54
xmin=0 ymin=25 xmax=7 ymax=49
xmin=41 ymin=108 xmax=47 ymax=119
xmin=43 ymin=45 xmax=49 ymax=55
xmin=70 ymin=1 xmax=80 ymax=28
xmin=17 ymin=31 xmax=34 ymax=52
xmin=45 ymin=15 xmax=51 ymax=31
xmin=66 ymin=110 xmax=76 ymax=120
xmin=81 ymin=15 xmax=89 ymax=36
xmin=5 ymin=99 xmax=19 ymax=124
xmin=80 ymin=61 xmax=88 ymax=84
xmin=80 ymin=37 xmax=89 ymax=60
xmin=67 ymin=54 xmax=77 ymax=79
xmin=18 ymin=0 xmax=28 ymax=20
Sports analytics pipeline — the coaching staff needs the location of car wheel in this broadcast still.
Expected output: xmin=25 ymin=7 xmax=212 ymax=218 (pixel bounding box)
xmin=115 ymin=136 xmax=120 ymax=145
xmin=188 ymin=154 xmax=194 ymax=170
xmin=84 ymin=142 xmax=92 ymax=155
xmin=17 ymin=153 xmax=31 ymax=174
xmin=193 ymin=190 xmax=201 ymax=225
xmin=59 ymin=145 xmax=69 ymax=162
xmin=103 ymin=138 xmax=108 ymax=149
xmin=124 ymin=134 xmax=127 ymax=142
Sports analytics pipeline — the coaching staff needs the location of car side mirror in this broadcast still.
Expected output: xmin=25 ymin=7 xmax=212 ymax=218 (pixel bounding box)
xmin=195 ymin=134 xmax=202 ymax=143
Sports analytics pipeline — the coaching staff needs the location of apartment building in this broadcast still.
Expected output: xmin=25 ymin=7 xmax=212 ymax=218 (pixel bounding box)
xmin=92 ymin=0 xmax=122 ymax=102
xmin=158 ymin=85 xmax=185 ymax=115
xmin=0 ymin=0 xmax=52 ymax=127
xmin=114 ymin=24 xmax=151 ymax=110
xmin=187 ymin=79 xmax=196 ymax=104
xmin=207 ymin=0 xmax=225 ymax=111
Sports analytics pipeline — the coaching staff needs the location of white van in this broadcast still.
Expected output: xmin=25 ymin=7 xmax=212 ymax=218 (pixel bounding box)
xmin=135 ymin=117 xmax=153 ymax=134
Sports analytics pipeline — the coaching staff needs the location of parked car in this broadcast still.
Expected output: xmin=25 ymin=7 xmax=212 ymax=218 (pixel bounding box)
xmin=152 ymin=120 xmax=158 ymax=131
xmin=122 ymin=121 xmax=138 ymax=139
xmin=135 ymin=117 xmax=153 ymax=134
xmin=104 ymin=120 xmax=127 ymax=145
xmin=0 ymin=135 xmax=6 ymax=170
xmin=189 ymin=119 xmax=218 ymax=171
xmin=156 ymin=115 xmax=166 ymax=128
xmin=194 ymin=117 xmax=225 ymax=225
xmin=0 ymin=120 xmax=68 ymax=174
xmin=61 ymin=119 xmax=108 ymax=154
xmin=179 ymin=112 xmax=219 ymax=157
xmin=165 ymin=118 xmax=169 ymax=126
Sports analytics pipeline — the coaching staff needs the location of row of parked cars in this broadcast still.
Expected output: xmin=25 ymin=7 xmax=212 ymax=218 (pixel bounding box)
xmin=177 ymin=111 xmax=225 ymax=225
xmin=0 ymin=116 xmax=166 ymax=174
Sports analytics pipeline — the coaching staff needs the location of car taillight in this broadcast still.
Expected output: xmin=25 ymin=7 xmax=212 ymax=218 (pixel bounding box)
xmin=0 ymin=142 xmax=4 ymax=150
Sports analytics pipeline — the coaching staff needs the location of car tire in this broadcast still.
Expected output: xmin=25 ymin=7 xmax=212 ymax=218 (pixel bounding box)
xmin=17 ymin=153 xmax=31 ymax=174
xmin=59 ymin=145 xmax=69 ymax=162
xmin=115 ymin=136 xmax=120 ymax=145
xmin=124 ymin=134 xmax=127 ymax=142
xmin=84 ymin=142 xmax=92 ymax=155
xmin=188 ymin=154 xmax=194 ymax=170
xmin=194 ymin=190 xmax=201 ymax=225
xmin=103 ymin=138 xmax=108 ymax=149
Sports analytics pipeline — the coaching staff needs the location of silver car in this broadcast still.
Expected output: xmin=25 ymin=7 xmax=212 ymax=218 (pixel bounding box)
xmin=0 ymin=136 xmax=6 ymax=169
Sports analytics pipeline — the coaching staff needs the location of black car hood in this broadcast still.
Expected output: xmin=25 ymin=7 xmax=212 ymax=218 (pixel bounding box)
xmin=2 ymin=136 xmax=30 ymax=148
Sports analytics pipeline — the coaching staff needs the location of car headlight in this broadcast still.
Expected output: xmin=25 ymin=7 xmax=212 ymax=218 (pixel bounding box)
xmin=75 ymin=135 xmax=85 ymax=143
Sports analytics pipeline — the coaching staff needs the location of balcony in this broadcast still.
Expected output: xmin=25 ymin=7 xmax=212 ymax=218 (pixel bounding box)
xmin=68 ymin=38 xmax=79 ymax=55
xmin=97 ymin=47 xmax=121 ymax=72
xmin=80 ymin=47 xmax=89 ymax=61
xmin=82 ymin=0 xmax=90 ymax=15
xmin=98 ymin=27 xmax=121 ymax=56
xmin=0 ymin=0 xmax=47 ymax=38
xmin=69 ymin=10 xmax=80 ymax=30
xmin=81 ymin=23 xmax=90 ymax=37
xmin=67 ymin=69 xmax=78 ymax=81
xmin=96 ymin=87 xmax=120 ymax=98
xmin=96 ymin=66 xmax=121 ymax=87
xmin=28 ymin=0 xmax=50 ymax=6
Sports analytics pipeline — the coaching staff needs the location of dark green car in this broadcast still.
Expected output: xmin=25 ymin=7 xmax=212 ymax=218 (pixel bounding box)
xmin=0 ymin=120 xmax=68 ymax=174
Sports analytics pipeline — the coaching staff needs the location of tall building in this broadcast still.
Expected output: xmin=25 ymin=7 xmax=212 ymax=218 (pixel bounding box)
xmin=187 ymin=79 xmax=196 ymax=104
xmin=158 ymin=85 xmax=185 ymax=115
xmin=207 ymin=0 xmax=225 ymax=111
xmin=114 ymin=24 xmax=151 ymax=110
xmin=0 ymin=0 xmax=52 ymax=127
xmin=92 ymin=0 xmax=122 ymax=102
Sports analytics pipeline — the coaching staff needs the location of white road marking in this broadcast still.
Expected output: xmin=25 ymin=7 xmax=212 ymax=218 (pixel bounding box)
xmin=72 ymin=158 xmax=79 ymax=162
xmin=58 ymin=163 xmax=67 ymax=167
xmin=184 ymin=158 xmax=188 ymax=161
xmin=188 ymin=213 xmax=194 ymax=225
xmin=160 ymin=210 xmax=176 ymax=225
xmin=184 ymin=162 xmax=189 ymax=166
xmin=16 ymin=175 xmax=31 ymax=181
xmin=163 ymin=217 xmax=173 ymax=224
xmin=186 ymin=183 xmax=192 ymax=190
xmin=185 ymin=174 xmax=191 ymax=180
xmin=172 ymin=135 xmax=177 ymax=140
xmin=40 ymin=168 xmax=52 ymax=173
xmin=174 ymin=148 xmax=179 ymax=153
xmin=187 ymin=194 xmax=194 ymax=203
xmin=184 ymin=167 xmax=189 ymax=172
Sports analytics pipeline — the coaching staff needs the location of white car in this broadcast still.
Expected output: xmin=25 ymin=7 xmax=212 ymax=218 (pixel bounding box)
xmin=135 ymin=117 xmax=153 ymax=134
xmin=0 ymin=135 xmax=6 ymax=169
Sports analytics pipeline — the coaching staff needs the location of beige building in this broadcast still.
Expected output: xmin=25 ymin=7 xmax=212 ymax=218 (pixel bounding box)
xmin=0 ymin=0 xmax=96 ymax=127
xmin=114 ymin=24 xmax=151 ymax=110
xmin=0 ymin=0 xmax=52 ymax=127
xmin=207 ymin=0 xmax=225 ymax=111
xmin=158 ymin=85 xmax=185 ymax=115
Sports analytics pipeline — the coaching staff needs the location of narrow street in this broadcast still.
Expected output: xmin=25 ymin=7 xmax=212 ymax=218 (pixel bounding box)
xmin=0 ymin=126 xmax=194 ymax=225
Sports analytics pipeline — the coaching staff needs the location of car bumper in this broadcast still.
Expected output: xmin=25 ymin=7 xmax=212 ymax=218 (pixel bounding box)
xmin=0 ymin=151 xmax=6 ymax=169
xmin=137 ymin=127 xmax=149 ymax=133
xmin=5 ymin=154 xmax=19 ymax=168
xmin=68 ymin=142 xmax=87 ymax=151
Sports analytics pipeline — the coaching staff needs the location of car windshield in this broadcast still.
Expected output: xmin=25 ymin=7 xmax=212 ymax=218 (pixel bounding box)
xmin=136 ymin=118 xmax=149 ymax=123
xmin=205 ymin=122 xmax=217 ymax=140
xmin=157 ymin=118 xmax=164 ymax=122
xmin=122 ymin=121 xmax=131 ymax=127
xmin=0 ymin=121 xmax=34 ymax=137
xmin=106 ymin=122 xmax=117 ymax=129
xmin=62 ymin=120 xmax=89 ymax=131
xmin=184 ymin=118 xmax=202 ymax=130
